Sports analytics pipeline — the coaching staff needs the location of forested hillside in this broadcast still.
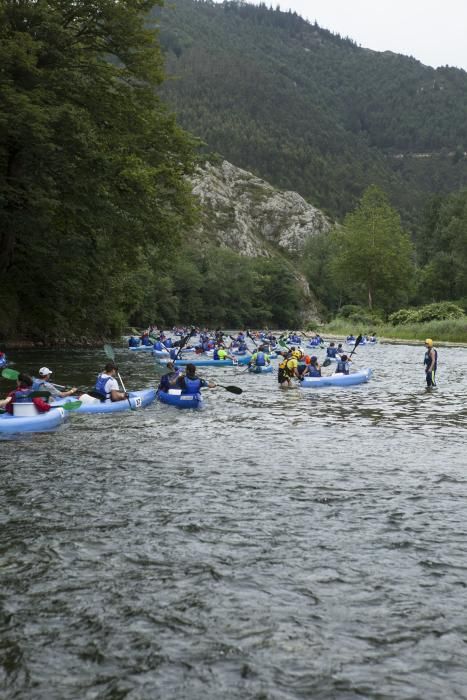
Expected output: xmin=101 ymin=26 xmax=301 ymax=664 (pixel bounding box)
xmin=155 ymin=0 xmax=467 ymax=222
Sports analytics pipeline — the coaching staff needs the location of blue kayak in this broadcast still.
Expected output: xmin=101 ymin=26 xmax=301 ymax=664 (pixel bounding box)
xmin=157 ymin=390 xmax=203 ymax=409
xmin=248 ymin=365 xmax=273 ymax=374
xmin=300 ymin=368 xmax=372 ymax=388
xmin=54 ymin=388 xmax=156 ymax=413
xmin=129 ymin=345 xmax=154 ymax=352
xmin=0 ymin=407 xmax=66 ymax=435
xmin=157 ymin=356 xmax=251 ymax=367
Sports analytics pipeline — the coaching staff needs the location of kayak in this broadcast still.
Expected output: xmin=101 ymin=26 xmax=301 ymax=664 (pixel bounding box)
xmin=300 ymin=368 xmax=372 ymax=388
xmin=248 ymin=365 xmax=273 ymax=374
xmin=129 ymin=345 xmax=154 ymax=352
xmin=54 ymin=388 xmax=156 ymax=413
xmin=0 ymin=407 xmax=66 ymax=435
xmin=157 ymin=356 xmax=251 ymax=367
xmin=157 ymin=390 xmax=203 ymax=409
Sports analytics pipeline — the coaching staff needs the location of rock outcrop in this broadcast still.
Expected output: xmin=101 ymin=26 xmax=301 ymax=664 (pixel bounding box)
xmin=191 ymin=160 xmax=332 ymax=257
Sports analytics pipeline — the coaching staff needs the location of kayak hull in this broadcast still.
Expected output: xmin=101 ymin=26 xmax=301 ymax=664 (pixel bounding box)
xmin=0 ymin=408 xmax=66 ymax=435
xmin=300 ymin=368 xmax=372 ymax=388
xmin=157 ymin=391 xmax=203 ymax=409
xmin=129 ymin=345 xmax=154 ymax=352
xmin=55 ymin=388 xmax=156 ymax=414
xmin=158 ymin=356 xmax=251 ymax=367
xmin=248 ymin=365 xmax=273 ymax=374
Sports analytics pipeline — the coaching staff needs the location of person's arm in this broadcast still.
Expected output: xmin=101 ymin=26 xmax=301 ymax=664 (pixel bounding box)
xmin=0 ymin=396 xmax=12 ymax=408
xmin=32 ymin=396 xmax=51 ymax=412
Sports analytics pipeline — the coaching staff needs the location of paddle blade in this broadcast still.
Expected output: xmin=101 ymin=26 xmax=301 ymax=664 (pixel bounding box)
xmin=1 ymin=368 xmax=19 ymax=380
xmin=104 ymin=344 xmax=115 ymax=361
xmin=224 ymin=385 xmax=243 ymax=394
xmin=61 ymin=401 xmax=82 ymax=411
xmin=322 ymin=358 xmax=332 ymax=367
xmin=349 ymin=334 xmax=363 ymax=356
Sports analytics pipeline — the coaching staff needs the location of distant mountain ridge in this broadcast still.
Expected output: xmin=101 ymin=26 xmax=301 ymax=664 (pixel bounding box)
xmin=154 ymin=0 xmax=467 ymax=223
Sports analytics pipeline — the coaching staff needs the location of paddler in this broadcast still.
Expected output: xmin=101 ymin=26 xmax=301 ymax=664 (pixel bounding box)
xmin=423 ymin=339 xmax=438 ymax=388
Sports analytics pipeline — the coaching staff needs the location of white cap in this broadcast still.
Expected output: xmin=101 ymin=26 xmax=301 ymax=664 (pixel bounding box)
xmin=39 ymin=367 xmax=53 ymax=376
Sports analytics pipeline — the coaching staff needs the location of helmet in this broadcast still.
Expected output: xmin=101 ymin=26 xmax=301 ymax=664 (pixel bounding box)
xmin=310 ymin=355 xmax=317 ymax=362
xmin=425 ymin=338 xmax=433 ymax=347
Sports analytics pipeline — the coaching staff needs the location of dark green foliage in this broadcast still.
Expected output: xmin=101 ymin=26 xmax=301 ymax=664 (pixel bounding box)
xmin=388 ymin=302 xmax=466 ymax=325
xmin=0 ymin=0 xmax=197 ymax=340
xmin=156 ymin=0 xmax=467 ymax=224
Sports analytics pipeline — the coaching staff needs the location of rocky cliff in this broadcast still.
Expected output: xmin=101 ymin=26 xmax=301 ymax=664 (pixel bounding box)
xmin=191 ymin=160 xmax=332 ymax=257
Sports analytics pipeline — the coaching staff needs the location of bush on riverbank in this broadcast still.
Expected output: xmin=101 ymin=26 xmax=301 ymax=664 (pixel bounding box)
xmin=321 ymin=317 xmax=467 ymax=343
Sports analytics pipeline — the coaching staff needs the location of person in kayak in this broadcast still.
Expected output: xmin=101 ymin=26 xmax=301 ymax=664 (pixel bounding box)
xmin=94 ymin=362 xmax=128 ymax=402
xmin=158 ymin=362 xmax=181 ymax=393
xmin=326 ymin=342 xmax=338 ymax=358
xmin=32 ymin=367 xmax=77 ymax=399
xmin=213 ymin=343 xmax=235 ymax=361
xmin=176 ymin=364 xmax=215 ymax=394
xmin=424 ymin=338 xmax=438 ymax=388
xmin=335 ymin=354 xmax=351 ymax=375
xmin=248 ymin=346 xmax=270 ymax=369
xmin=302 ymin=355 xmax=321 ymax=378
xmin=4 ymin=374 xmax=51 ymax=414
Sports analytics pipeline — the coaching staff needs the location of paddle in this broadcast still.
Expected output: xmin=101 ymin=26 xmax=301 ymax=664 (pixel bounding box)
xmin=246 ymin=330 xmax=257 ymax=348
xmin=349 ymin=334 xmax=363 ymax=357
xmin=213 ymin=383 xmax=243 ymax=395
xmin=103 ymin=344 xmax=133 ymax=410
xmin=53 ymin=401 xmax=82 ymax=411
xmin=175 ymin=327 xmax=196 ymax=360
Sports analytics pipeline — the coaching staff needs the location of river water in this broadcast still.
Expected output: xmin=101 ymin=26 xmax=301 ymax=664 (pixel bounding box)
xmin=1 ymin=341 xmax=466 ymax=699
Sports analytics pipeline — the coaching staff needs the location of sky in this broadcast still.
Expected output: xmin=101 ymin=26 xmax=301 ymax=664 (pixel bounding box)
xmin=229 ymin=0 xmax=467 ymax=71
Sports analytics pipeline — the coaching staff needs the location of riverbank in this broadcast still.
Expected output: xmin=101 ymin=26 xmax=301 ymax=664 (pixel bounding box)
xmin=318 ymin=317 xmax=467 ymax=345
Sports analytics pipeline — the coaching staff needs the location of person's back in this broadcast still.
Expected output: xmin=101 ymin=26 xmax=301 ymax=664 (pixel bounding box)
xmin=94 ymin=362 xmax=127 ymax=402
xmin=335 ymin=355 xmax=350 ymax=375
xmin=158 ymin=364 xmax=180 ymax=392
xmin=177 ymin=364 xmax=212 ymax=394
xmin=326 ymin=343 xmax=337 ymax=358
xmin=5 ymin=374 xmax=51 ymax=414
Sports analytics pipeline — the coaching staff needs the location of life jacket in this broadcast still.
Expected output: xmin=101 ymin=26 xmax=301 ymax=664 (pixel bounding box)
xmin=13 ymin=387 xmax=33 ymax=403
xmin=254 ymin=351 xmax=266 ymax=366
xmin=335 ymin=360 xmax=349 ymax=375
xmin=182 ymin=376 xmax=202 ymax=394
xmin=326 ymin=347 xmax=337 ymax=358
xmin=163 ymin=338 xmax=173 ymax=348
xmin=128 ymin=336 xmax=140 ymax=347
xmin=308 ymin=366 xmax=321 ymax=377
xmin=154 ymin=340 xmax=164 ymax=351
xmin=94 ymin=373 xmax=112 ymax=400
xmin=31 ymin=378 xmax=47 ymax=392
xmin=424 ymin=348 xmax=438 ymax=371
xmin=279 ymin=357 xmax=296 ymax=378
xmin=158 ymin=370 xmax=180 ymax=392
xmin=213 ymin=348 xmax=221 ymax=360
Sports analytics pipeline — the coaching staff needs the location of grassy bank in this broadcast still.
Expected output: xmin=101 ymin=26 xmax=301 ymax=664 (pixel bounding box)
xmin=320 ymin=318 xmax=467 ymax=344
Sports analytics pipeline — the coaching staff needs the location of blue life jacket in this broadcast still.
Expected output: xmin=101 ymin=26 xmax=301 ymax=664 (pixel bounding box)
xmin=308 ymin=366 xmax=321 ymax=377
xmin=326 ymin=347 xmax=337 ymax=357
xmin=335 ymin=360 xmax=349 ymax=375
xmin=14 ymin=387 xmax=33 ymax=403
xmin=31 ymin=378 xmax=47 ymax=392
xmin=169 ymin=348 xmax=178 ymax=360
xmin=182 ymin=376 xmax=202 ymax=394
xmin=164 ymin=338 xmax=173 ymax=348
xmin=94 ymin=374 xmax=112 ymax=400
xmin=255 ymin=351 xmax=266 ymax=366
xmin=141 ymin=336 xmax=152 ymax=346
xmin=154 ymin=341 xmax=164 ymax=351
xmin=128 ymin=336 xmax=140 ymax=347
xmin=213 ymin=348 xmax=221 ymax=360
xmin=158 ymin=371 xmax=179 ymax=392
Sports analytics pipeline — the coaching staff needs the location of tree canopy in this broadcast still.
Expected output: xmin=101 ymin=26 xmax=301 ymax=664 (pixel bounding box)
xmin=0 ymin=0 xmax=198 ymax=340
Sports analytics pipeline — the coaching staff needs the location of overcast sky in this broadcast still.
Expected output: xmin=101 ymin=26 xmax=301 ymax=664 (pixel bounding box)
xmin=226 ymin=0 xmax=467 ymax=71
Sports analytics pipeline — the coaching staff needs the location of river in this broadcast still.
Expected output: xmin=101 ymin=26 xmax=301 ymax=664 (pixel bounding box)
xmin=1 ymin=341 xmax=466 ymax=699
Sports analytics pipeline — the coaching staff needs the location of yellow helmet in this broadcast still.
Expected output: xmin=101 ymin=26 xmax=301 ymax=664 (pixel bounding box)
xmin=425 ymin=338 xmax=433 ymax=347
xmin=292 ymin=350 xmax=301 ymax=359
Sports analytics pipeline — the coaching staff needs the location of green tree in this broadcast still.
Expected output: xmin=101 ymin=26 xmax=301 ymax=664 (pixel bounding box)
xmin=331 ymin=185 xmax=414 ymax=312
xmin=0 ymin=0 xmax=197 ymax=339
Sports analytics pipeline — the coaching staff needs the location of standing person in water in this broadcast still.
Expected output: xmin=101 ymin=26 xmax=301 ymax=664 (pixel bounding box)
xmin=424 ymin=338 xmax=438 ymax=388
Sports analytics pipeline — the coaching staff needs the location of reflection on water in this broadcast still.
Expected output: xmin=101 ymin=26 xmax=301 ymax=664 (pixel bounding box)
xmin=1 ymin=341 xmax=466 ymax=699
